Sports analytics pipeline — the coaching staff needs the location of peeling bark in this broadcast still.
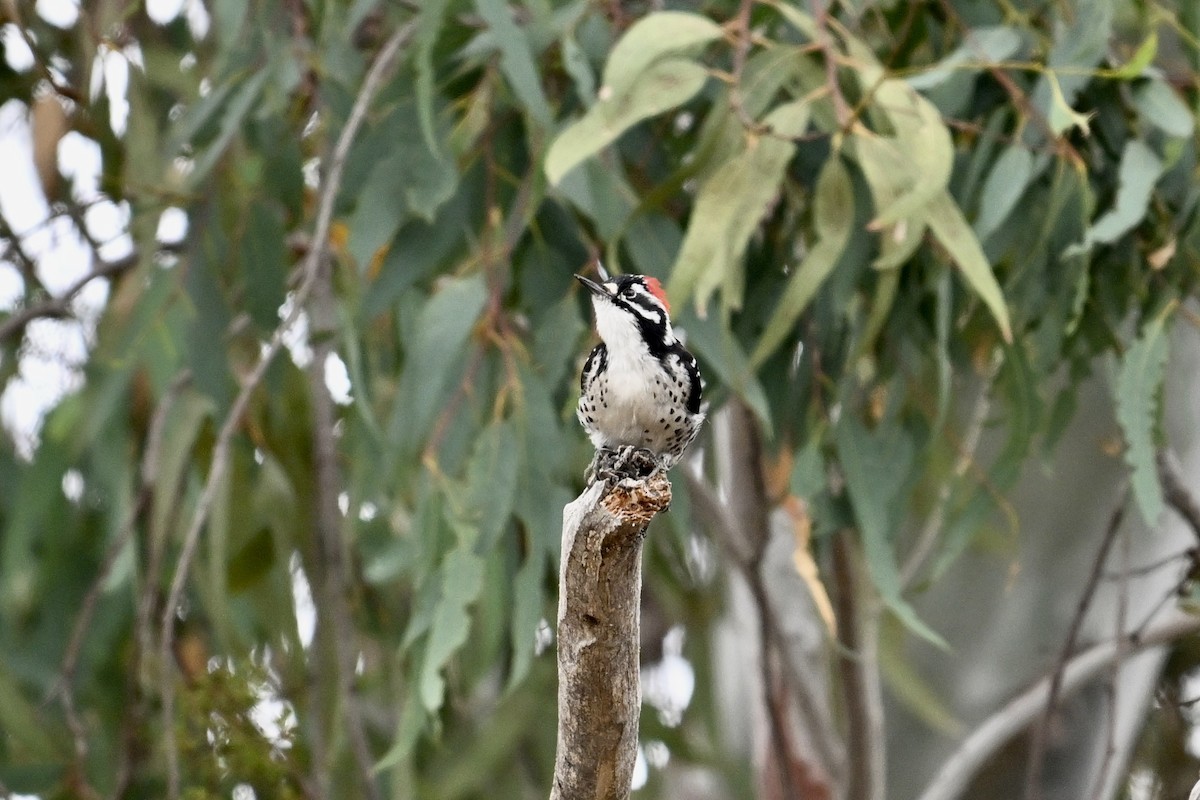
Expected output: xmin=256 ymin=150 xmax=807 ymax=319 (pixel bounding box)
xmin=551 ymin=475 xmax=672 ymax=800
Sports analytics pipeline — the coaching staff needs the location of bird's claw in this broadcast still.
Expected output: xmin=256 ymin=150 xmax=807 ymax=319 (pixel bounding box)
xmin=587 ymin=446 xmax=663 ymax=486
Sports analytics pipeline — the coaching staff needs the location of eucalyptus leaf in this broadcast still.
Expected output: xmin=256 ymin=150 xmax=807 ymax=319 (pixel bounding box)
xmin=1115 ymin=307 xmax=1172 ymax=525
xmin=419 ymin=543 xmax=487 ymax=711
xmin=187 ymin=68 xmax=271 ymax=185
xmin=907 ymin=27 xmax=1022 ymax=90
xmin=1109 ymin=32 xmax=1157 ymax=79
xmin=925 ymin=191 xmax=1013 ymax=343
xmin=475 ymin=0 xmax=554 ymax=127
xmin=751 ymin=157 xmax=854 ymax=367
xmin=975 ymin=146 xmax=1035 ymax=241
xmin=561 ymin=33 xmax=596 ymax=104
xmin=601 ymin=11 xmax=722 ymax=98
xmin=416 ymin=0 xmax=452 ymax=155
xmin=1069 ymin=139 xmax=1163 ymax=252
xmin=545 ymin=58 xmax=710 ymax=185
xmin=670 ymin=102 xmax=810 ymax=314
xmin=1134 ymin=79 xmax=1195 ymax=139
xmin=390 ymin=275 xmax=489 ymax=455
xmin=507 ymin=550 xmax=547 ymax=688
xmin=835 ymin=417 xmax=948 ymax=649
xmin=465 ymin=421 xmax=520 ymax=550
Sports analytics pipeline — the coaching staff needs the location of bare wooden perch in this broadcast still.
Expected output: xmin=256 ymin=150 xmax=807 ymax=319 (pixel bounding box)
xmin=551 ymin=474 xmax=673 ymax=800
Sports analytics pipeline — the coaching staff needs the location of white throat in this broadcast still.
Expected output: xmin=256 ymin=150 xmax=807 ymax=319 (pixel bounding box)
xmin=593 ymin=297 xmax=649 ymax=357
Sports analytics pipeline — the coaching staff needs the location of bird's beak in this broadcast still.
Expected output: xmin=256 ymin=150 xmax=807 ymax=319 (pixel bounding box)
xmin=575 ymin=274 xmax=611 ymax=298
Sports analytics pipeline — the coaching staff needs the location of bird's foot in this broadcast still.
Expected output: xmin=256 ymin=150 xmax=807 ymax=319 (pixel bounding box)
xmin=588 ymin=446 xmax=662 ymax=486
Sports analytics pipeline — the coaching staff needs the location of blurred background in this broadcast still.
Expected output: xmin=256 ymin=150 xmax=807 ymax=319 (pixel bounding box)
xmin=1 ymin=0 xmax=1199 ymax=798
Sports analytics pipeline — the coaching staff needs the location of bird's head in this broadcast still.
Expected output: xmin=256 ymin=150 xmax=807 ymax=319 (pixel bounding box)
xmin=575 ymin=273 xmax=675 ymax=354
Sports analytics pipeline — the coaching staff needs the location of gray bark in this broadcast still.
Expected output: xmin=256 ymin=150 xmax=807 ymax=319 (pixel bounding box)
xmin=551 ymin=474 xmax=672 ymax=800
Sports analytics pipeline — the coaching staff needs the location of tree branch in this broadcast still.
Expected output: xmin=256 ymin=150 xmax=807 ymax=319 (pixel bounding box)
xmin=157 ymin=18 xmax=419 ymax=798
xmin=0 ymin=253 xmax=140 ymax=342
xmin=551 ymin=475 xmax=672 ymax=800
xmin=685 ymin=409 xmax=841 ymax=794
xmin=1159 ymin=448 xmax=1200 ymax=542
xmin=916 ymin=610 xmax=1200 ymax=800
xmin=47 ymin=370 xmax=191 ymax=780
xmin=1023 ymin=489 xmax=1127 ymax=800
xmin=307 ymin=263 xmax=380 ymax=799
xmin=810 ymin=0 xmax=852 ymax=129
xmin=832 ymin=532 xmax=885 ymax=800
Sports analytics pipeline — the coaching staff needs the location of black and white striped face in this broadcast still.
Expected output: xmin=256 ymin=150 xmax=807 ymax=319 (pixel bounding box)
xmin=576 ymin=274 xmax=676 ymax=357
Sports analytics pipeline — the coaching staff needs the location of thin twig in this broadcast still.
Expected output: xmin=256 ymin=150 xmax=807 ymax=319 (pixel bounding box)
xmin=810 ymin=0 xmax=852 ymax=128
xmin=1131 ymin=581 xmax=1190 ymax=643
xmin=47 ymin=371 xmax=191 ymax=773
xmin=916 ymin=610 xmax=1200 ymax=800
xmin=0 ymin=252 xmax=141 ymax=342
xmin=157 ymin=19 xmax=419 ymax=799
xmin=1104 ymin=547 xmax=1197 ymax=580
xmin=1086 ymin=523 xmax=1131 ymax=798
xmin=933 ymin=0 xmax=1083 ymax=166
xmin=727 ymin=0 xmax=767 ymax=133
xmin=685 ymin=464 xmax=843 ymax=786
xmin=1159 ymin=449 xmax=1200 ymax=542
xmin=832 ymin=532 xmax=882 ymax=800
xmin=901 ymin=366 xmax=996 ymax=587
xmin=307 ymin=264 xmax=381 ymax=799
xmin=706 ymin=404 xmax=838 ymax=797
xmin=1023 ymin=488 xmax=1127 ymax=800
xmin=10 ymin=16 xmax=82 ymax=102
xmin=0 ymin=211 xmax=46 ymax=291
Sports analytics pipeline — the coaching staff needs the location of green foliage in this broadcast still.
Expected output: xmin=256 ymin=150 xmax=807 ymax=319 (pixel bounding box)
xmin=0 ymin=0 xmax=1197 ymax=796
xmin=1116 ymin=304 xmax=1175 ymax=525
xmin=177 ymin=657 xmax=306 ymax=799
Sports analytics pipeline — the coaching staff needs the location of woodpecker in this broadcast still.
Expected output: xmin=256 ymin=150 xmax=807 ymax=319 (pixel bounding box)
xmin=576 ymin=272 xmax=704 ymax=481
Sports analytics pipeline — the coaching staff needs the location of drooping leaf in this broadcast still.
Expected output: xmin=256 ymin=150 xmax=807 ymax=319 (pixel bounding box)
xmin=865 ymin=85 xmax=954 ymax=228
xmin=474 ymin=0 xmax=554 ymax=127
xmin=600 ymin=11 xmax=722 ymax=98
xmin=0 ymin=663 xmax=63 ymax=763
xmin=1028 ymin=6 xmax=1113 ymax=140
xmin=419 ymin=540 xmax=487 ymax=711
xmin=679 ymin=309 xmax=773 ymax=429
xmin=835 ymin=416 xmax=948 ymax=648
xmin=879 ymin=617 xmax=962 ymax=734
xmin=241 ymin=202 xmax=289 ymax=331
xmin=389 ymin=274 xmax=489 ymax=456
xmin=1069 ymin=139 xmax=1163 ymax=252
xmin=974 ymin=145 xmax=1035 ymax=241
xmin=545 ymin=58 xmax=710 ymax=185
xmin=1109 ymin=31 xmax=1157 ymax=79
xmin=415 ymin=0 xmax=452 ymax=155
xmin=188 ymin=68 xmax=271 ymax=184
xmin=751 ymin=156 xmax=854 ymax=367
xmin=670 ymin=101 xmax=810 ymax=314
xmin=1134 ymin=79 xmax=1195 ymax=139
xmin=346 ymin=118 xmax=458 ymax=269
xmin=1045 ymin=71 xmax=1094 ymax=136
xmin=465 ymin=420 xmax=520 ymax=550
xmin=907 ymin=27 xmax=1023 ymax=89
xmin=925 ymin=191 xmax=1013 ymax=343
xmin=840 ymin=32 xmax=955 ymax=231
xmin=507 ymin=549 xmax=547 ymax=689
xmin=852 ymin=133 xmax=926 ymax=270
xmin=561 ymin=33 xmax=596 ymax=105
xmin=1115 ymin=306 xmax=1173 ymax=525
